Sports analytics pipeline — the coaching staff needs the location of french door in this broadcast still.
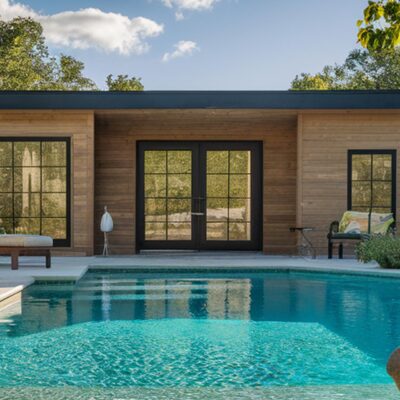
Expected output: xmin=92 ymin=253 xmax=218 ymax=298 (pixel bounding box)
xmin=137 ymin=142 xmax=262 ymax=251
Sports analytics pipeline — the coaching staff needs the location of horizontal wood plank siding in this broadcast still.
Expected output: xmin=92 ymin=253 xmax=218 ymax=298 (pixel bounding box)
xmin=0 ymin=111 xmax=95 ymax=256
xmin=94 ymin=110 xmax=297 ymax=254
xmin=299 ymin=112 xmax=400 ymax=256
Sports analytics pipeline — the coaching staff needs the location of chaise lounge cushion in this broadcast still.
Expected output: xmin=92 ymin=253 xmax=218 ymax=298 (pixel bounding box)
xmin=0 ymin=235 xmax=53 ymax=247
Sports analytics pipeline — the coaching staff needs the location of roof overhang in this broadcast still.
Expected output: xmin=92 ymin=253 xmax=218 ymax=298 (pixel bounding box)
xmin=1 ymin=90 xmax=400 ymax=110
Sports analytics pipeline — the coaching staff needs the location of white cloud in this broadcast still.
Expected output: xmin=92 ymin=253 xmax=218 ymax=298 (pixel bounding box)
xmin=161 ymin=0 xmax=219 ymax=19
xmin=162 ymin=40 xmax=199 ymax=62
xmin=0 ymin=0 xmax=163 ymax=55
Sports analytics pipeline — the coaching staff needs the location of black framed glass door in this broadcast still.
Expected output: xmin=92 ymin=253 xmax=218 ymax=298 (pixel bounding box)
xmin=137 ymin=142 xmax=262 ymax=251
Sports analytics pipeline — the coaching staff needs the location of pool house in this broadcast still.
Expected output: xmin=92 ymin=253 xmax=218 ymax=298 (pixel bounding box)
xmin=0 ymin=90 xmax=399 ymax=257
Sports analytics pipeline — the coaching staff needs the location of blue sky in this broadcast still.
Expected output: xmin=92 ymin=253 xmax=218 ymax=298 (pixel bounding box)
xmin=1 ymin=0 xmax=367 ymax=89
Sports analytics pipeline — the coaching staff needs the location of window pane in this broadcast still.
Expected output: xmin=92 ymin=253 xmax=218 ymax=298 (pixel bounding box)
xmin=229 ymin=198 xmax=251 ymax=222
xmin=0 ymin=194 xmax=12 ymax=217
xmin=145 ymin=222 xmax=166 ymax=240
xmin=42 ymin=142 xmax=67 ymax=166
xmin=168 ymin=151 xmax=191 ymax=174
xmin=145 ymin=151 xmax=166 ymax=174
xmin=352 ymin=155 xmax=371 ymax=181
xmin=207 ymin=222 xmax=228 ymax=240
xmin=352 ymin=206 xmax=369 ymax=213
xmin=145 ymin=199 xmax=166 ymax=221
xmin=167 ymin=174 xmax=191 ymax=198
xmin=373 ymin=155 xmax=392 ymax=181
xmin=145 ymin=175 xmax=166 ymax=197
xmin=373 ymin=207 xmax=392 ymax=214
xmin=0 ymin=168 xmax=12 ymax=192
xmin=207 ymin=174 xmax=228 ymax=197
xmin=167 ymin=223 xmax=191 ymax=240
xmin=14 ymin=168 xmax=41 ymax=192
xmin=0 ymin=140 xmax=69 ymax=243
xmin=14 ymin=193 xmax=40 ymax=217
xmin=230 ymin=151 xmax=251 ymax=174
xmin=42 ymin=193 xmax=67 ymax=217
xmin=0 ymin=143 xmax=12 ymax=166
xmin=42 ymin=218 xmax=66 ymax=239
xmin=167 ymin=199 xmax=191 ymax=222
xmin=15 ymin=218 xmax=40 ymax=235
xmin=207 ymin=198 xmax=228 ymax=221
xmin=0 ymin=218 xmax=13 ymax=233
xmin=229 ymin=222 xmax=251 ymax=241
xmin=230 ymin=175 xmax=251 ymax=198
xmin=372 ymin=182 xmax=392 ymax=207
xmin=14 ymin=142 xmax=40 ymax=166
xmin=207 ymin=151 xmax=229 ymax=173
xmin=42 ymin=168 xmax=66 ymax=192
xmin=352 ymin=182 xmax=371 ymax=207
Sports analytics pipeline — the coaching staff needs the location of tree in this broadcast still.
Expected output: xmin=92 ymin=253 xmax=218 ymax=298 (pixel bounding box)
xmin=52 ymin=55 xmax=97 ymax=91
xmin=358 ymin=0 xmax=400 ymax=51
xmin=291 ymin=49 xmax=400 ymax=90
xmin=0 ymin=17 xmax=144 ymax=91
xmin=0 ymin=17 xmax=96 ymax=90
xmin=106 ymin=74 xmax=144 ymax=91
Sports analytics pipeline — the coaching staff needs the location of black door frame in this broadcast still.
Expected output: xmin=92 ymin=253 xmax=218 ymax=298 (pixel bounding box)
xmin=136 ymin=141 xmax=263 ymax=251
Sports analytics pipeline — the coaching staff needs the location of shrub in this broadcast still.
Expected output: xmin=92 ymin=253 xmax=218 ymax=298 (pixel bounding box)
xmin=356 ymin=235 xmax=400 ymax=269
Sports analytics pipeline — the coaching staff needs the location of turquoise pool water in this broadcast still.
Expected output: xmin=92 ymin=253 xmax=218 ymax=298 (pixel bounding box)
xmin=0 ymin=270 xmax=399 ymax=398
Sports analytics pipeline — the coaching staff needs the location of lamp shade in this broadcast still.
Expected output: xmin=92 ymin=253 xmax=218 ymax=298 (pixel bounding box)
xmin=100 ymin=206 xmax=114 ymax=233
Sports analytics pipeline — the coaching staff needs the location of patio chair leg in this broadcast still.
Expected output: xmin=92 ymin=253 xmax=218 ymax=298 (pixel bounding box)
xmin=338 ymin=243 xmax=343 ymax=259
xmin=11 ymin=250 xmax=19 ymax=270
xmin=45 ymin=250 xmax=51 ymax=269
xmin=328 ymin=240 xmax=333 ymax=259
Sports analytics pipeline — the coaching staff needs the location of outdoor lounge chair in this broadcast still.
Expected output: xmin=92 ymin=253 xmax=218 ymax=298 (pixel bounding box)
xmin=0 ymin=235 xmax=53 ymax=270
xmin=327 ymin=211 xmax=395 ymax=259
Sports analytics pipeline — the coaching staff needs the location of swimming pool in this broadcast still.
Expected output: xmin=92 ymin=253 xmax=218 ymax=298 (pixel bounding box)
xmin=0 ymin=270 xmax=399 ymax=399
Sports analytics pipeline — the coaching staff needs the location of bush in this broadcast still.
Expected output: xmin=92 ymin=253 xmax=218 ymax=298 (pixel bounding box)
xmin=356 ymin=235 xmax=400 ymax=269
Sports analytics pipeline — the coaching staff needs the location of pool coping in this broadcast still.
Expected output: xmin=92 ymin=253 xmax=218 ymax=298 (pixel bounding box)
xmin=2 ymin=256 xmax=400 ymax=311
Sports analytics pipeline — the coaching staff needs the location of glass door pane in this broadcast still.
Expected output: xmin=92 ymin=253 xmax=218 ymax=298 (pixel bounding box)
xmin=144 ymin=150 xmax=192 ymax=241
xmin=206 ymin=150 xmax=251 ymax=241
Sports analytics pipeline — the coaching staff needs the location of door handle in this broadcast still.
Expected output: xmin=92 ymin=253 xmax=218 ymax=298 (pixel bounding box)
xmin=192 ymin=197 xmax=205 ymax=216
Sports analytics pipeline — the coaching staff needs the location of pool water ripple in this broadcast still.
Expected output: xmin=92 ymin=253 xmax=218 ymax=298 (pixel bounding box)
xmin=0 ymin=270 xmax=399 ymax=397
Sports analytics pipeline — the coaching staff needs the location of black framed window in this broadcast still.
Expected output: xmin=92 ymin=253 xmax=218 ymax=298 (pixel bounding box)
xmin=144 ymin=149 xmax=192 ymax=241
xmin=348 ymin=150 xmax=396 ymax=215
xmin=0 ymin=138 xmax=71 ymax=246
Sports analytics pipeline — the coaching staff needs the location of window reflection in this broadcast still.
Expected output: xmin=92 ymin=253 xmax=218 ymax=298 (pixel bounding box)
xmin=206 ymin=150 xmax=251 ymax=241
xmin=144 ymin=150 xmax=192 ymax=241
xmin=0 ymin=140 xmax=69 ymax=244
xmin=350 ymin=152 xmax=394 ymax=214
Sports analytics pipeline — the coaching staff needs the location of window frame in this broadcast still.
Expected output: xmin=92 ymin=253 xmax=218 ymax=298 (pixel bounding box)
xmin=0 ymin=137 xmax=71 ymax=247
xmin=348 ymin=149 xmax=397 ymax=217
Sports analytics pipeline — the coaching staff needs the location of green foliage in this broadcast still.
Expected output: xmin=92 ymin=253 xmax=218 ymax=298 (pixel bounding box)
xmin=0 ymin=17 xmax=96 ymax=90
xmin=356 ymin=235 xmax=400 ymax=268
xmin=358 ymin=0 xmax=400 ymax=51
xmin=291 ymin=48 xmax=400 ymax=90
xmin=106 ymin=74 xmax=144 ymax=91
xmin=52 ymin=55 xmax=97 ymax=91
xmin=0 ymin=17 xmax=145 ymax=91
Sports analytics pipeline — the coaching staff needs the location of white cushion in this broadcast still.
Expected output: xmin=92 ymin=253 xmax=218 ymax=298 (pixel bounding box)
xmin=0 ymin=235 xmax=53 ymax=247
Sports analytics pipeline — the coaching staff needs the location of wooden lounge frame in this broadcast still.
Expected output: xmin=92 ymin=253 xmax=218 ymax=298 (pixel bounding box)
xmin=0 ymin=247 xmax=51 ymax=270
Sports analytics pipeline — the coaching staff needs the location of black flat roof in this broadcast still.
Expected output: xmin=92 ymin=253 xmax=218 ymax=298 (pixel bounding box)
xmin=1 ymin=90 xmax=400 ymax=110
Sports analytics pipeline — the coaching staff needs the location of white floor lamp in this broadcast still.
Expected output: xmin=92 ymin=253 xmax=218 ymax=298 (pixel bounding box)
xmin=101 ymin=206 xmax=113 ymax=256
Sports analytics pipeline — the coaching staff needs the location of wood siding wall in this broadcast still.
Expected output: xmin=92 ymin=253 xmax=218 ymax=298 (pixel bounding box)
xmin=298 ymin=112 xmax=400 ymax=255
xmin=94 ymin=110 xmax=297 ymax=254
xmin=0 ymin=111 xmax=95 ymax=256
